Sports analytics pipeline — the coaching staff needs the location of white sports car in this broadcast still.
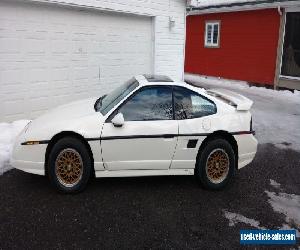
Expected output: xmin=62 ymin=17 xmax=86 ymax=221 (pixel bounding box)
xmin=12 ymin=75 xmax=257 ymax=193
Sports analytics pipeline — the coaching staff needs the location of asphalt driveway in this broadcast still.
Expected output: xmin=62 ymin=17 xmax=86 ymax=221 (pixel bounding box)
xmin=0 ymin=144 xmax=299 ymax=249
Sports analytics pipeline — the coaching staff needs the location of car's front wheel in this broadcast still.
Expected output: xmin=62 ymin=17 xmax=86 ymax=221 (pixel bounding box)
xmin=195 ymin=138 xmax=236 ymax=190
xmin=48 ymin=137 xmax=92 ymax=193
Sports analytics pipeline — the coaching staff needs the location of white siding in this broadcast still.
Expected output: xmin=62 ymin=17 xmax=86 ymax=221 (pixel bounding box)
xmin=30 ymin=0 xmax=187 ymax=79
xmin=0 ymin=0 xmax=186 ymax=122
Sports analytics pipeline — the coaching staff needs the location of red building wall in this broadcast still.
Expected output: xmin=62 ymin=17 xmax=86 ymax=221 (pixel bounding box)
xmin=185 ymin=9 xmax=281 ymax=85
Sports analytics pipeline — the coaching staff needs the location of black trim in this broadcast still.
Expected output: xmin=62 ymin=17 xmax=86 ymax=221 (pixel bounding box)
xmin=187 ymin=140 xmax=198 ymax=148
xmin=171 ymin=85 xmax=176 ymax=121
xmin=101 ymin=134 xmax=177 ymax=141
xmin=86 ymin=138 xmax=101 ymax=142
xmin=178 ymin=133 xmax=210 ymax=137
xmin=39 ymin=140 xmax=50 ymax=144
xmin=99 ymin=131 xmax=255 ymax=140
xmin=164 ymin=134 xmax=176 ymax=139
xmin=100 ymin=133 xmax=211 ymax=140
xmin=20 ymin=131 xmax=255 ymax=145
xmin=231 ymin=131 xmax=255 ymax=135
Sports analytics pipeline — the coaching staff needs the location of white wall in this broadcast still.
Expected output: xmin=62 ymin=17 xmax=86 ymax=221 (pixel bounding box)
xmin=0 ymin=0 xmax=186 ymax=122
xmin=28 ymin=0 xmax=187 ymax=80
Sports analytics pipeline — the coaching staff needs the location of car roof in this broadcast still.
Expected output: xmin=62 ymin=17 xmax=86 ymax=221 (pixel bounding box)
xmin=134 ymin=74 xmax=217 ymax=105
xmin=134 ymin=74 xmax=194 ymax=89
xmin=143 ymin=74 xmax=173 ymax=82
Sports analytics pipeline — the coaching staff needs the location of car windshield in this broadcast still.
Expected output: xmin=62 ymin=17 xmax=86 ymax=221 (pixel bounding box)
xmin=95 ymin=78 xmax=139 ymax=115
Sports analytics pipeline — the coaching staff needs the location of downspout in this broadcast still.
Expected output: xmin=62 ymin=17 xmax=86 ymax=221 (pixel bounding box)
xmin=183 ymin=6 xmax=187 ymax=81
xmin=277 ymin=5 xmax=282 ymax=15
xmin=274 ymin=7 xmax=285 ymax=90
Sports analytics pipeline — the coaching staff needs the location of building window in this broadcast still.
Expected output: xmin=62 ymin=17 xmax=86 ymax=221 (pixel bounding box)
xmin=205 ymin=21 xmax=220 ymax=48
xmin=281 ymin=12 xmax=300 ymax=78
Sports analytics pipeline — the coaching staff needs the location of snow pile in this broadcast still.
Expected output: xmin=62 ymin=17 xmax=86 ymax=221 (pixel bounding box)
xmin=223 ymin=210 xmax=265 ymax=229
xmin=185 ymin=73 xmax=300 ymax=151
xmin=0 ymin=120 xmax=30 ymax=175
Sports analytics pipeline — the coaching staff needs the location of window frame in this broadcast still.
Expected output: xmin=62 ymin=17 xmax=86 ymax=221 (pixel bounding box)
xmin=99 ymin=79 xmax=139 ymax=116
xmin=106 ymin=85 xmax=217 ymax=123
xmin=106 ymin=85 xmax=174 ymax=123
xmin=173 ymin=86 xmax=217 ymax=120
xmin=204 ymin=20 xmax=221 ymax=48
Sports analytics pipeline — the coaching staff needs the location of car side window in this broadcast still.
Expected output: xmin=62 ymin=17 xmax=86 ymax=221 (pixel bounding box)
xmin=174 ymin=86 xmax=217 ymax=120
xmin=117 ymin=86 xmax=173 ymax=121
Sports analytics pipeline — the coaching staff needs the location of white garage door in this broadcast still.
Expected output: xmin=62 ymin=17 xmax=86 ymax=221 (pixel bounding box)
xmin=0 ymin=1 xmax=153 ymax=122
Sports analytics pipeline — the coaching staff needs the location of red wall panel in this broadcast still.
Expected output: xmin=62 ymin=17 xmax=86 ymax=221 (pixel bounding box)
xmin=185 ymin=9 xmax=281 ymax=85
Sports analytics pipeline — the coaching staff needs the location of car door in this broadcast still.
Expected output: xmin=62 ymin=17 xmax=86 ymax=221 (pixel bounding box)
xmin=101 ymin=85 xmax=178 ymax=170
xmin=171 ymin=86 xmax=217 ymax=169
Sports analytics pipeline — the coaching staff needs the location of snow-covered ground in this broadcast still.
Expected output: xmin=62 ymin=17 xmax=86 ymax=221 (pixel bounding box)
xmin=224 ymin=179 xmax=300 ymax=237
xmin=223 ymin=210 xmax=266 ymax=229
xmin=185 ymin=73 xmax=300 ymax=152
xmin=0 ymin=120 xmax=30 ymax=175
xmin=266 ymin=191 xmax=300 ymax=230
xmin=186 ymin=74 xmax=300 ymax=234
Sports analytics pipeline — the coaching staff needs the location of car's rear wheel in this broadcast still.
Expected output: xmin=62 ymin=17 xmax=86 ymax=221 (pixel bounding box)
xmin=48 ymin=137 xmax=92 ymax=193
xmin=195 ymin=138 xmax=236 ymax=190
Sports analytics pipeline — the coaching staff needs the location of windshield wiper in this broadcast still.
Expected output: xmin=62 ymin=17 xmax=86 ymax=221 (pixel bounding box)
xmin=94 ymin=94 xmax=107 ymax=112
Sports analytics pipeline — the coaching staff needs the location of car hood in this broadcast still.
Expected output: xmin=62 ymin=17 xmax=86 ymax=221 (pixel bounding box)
xmin=38 ymin=97 xmax=98 ymax=122
xmin=26 ymin=97 xmax=104 ymax=139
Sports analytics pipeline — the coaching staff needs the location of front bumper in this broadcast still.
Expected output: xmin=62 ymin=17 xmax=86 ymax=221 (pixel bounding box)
xmin=11 ymin=159 xmax=45 ymax=175
xmin=11 ymin=131 xmax=47 ymax=175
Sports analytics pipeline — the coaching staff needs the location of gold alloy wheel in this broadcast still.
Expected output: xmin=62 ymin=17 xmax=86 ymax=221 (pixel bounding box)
xmin=205 ymin=148 xmax=230 ymax=184
xmin=55 ymin=148 xmax=83 ymax=188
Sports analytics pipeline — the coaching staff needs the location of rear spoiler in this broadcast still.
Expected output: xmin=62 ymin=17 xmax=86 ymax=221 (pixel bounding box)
xmin=206 ymin=88 xmax=253 ymax=111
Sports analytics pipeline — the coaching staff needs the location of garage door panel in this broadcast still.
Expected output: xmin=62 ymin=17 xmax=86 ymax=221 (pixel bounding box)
xmin=3 ymin=94 xmax=27 ymax=121
xmin=1 ymin=69 xmax=22 ymax=86
xmin=0 ymin=1 xmax=153 ymax=121
xmin=0 ymin=38 xmax=21 ymax=54
xmin=27 ymin=68 xmax=48 ymax=83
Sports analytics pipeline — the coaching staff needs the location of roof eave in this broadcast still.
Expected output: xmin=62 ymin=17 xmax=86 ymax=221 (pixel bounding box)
xmin=188 ymin=0 xmax=300 ymax=15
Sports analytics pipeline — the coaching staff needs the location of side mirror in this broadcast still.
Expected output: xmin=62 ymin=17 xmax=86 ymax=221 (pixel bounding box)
xmin=111 ymin=113 xmax=125 ymax=127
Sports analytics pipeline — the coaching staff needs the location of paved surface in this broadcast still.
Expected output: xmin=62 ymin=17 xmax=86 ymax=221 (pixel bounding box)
xmin=0 ymin=144 xmax=299 ymax=250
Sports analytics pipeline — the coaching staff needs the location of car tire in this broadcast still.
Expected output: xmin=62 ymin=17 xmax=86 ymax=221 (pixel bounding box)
xmin=48 ymin=137 xmax=92 ymax=193
xmin=195 ymin=138 xmax=236 ymax=190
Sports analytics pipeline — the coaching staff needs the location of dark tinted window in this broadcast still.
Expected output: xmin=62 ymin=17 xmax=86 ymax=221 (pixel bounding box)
xmin=174 ymin=87 xmax=216 ymax=120
xmin=118 ymin=86 xmax=173 ymax=121
xmin=99 ymin=78 xmax=139 ymax=115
